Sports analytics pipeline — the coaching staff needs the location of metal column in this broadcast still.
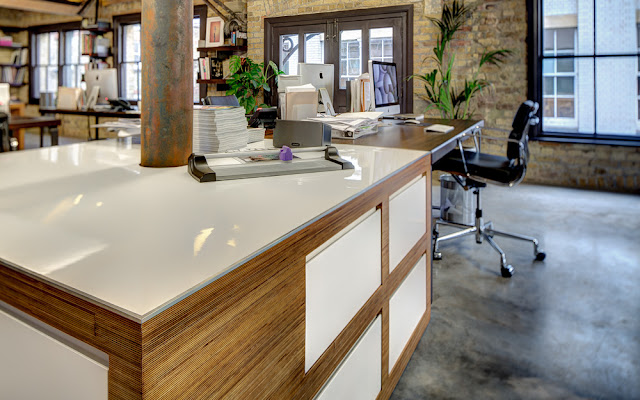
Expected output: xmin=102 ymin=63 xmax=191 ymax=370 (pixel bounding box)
xmin=141 ymin=0 xmax=193 ymax=167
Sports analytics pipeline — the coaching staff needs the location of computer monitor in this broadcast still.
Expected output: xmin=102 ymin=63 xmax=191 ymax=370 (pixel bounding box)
xmin=85 ymin=68 xmax=118 ymax=105
xmin=369 ymin=60 xmax=400 ymax=115
xmin=299 ymin=63 xmax=334 ymax=111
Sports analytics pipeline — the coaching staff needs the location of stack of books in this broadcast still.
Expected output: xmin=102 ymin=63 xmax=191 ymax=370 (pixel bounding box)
xmin=193 ymin=105 xmax=248 ymax=153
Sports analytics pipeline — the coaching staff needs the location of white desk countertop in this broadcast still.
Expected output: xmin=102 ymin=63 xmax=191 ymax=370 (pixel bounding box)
xmin=0 ymin=140 xmax=427 ymax=322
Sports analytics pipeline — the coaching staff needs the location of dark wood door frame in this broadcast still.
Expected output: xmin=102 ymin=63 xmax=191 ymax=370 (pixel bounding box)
xmin=264 ymin=5 xmax=413 ymax=113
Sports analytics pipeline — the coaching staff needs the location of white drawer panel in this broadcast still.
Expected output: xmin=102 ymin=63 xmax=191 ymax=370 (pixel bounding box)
xmin=389 ymin=254 xmax=427 ymax=372
xmin=306 ymin=208 xmax=382 ymax=372
xmin=389 ymin=176 xmax=427 ymax=272
xmin=0 ymin=307 xmax=108 ymax=400
xmin=314 ymin=315 xmax=382 ymax=400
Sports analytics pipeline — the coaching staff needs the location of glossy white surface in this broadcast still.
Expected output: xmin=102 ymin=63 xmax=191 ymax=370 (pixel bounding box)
xmin=0 ymin=307 xmax=108 ymax=400
xmin=314 ymin=315 xmax=381 ymax=400
xmin=389 ymin=254 xmax=427 ymax=372
xmin=305 ymin=208 xmax=381 ymax=372
xmin=389 ymin=176 xmax=427 ymax=272
xmin=0 ymin=140 xmax=427 ymax=321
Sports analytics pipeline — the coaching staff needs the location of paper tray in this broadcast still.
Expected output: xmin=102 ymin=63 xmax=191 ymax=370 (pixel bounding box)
xmin=188 ymin=146 xmax=354 ymax=182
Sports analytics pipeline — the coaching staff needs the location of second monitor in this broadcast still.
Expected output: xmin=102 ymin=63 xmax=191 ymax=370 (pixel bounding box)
xmin=298 ymin=63 xmax=334 ymax=105
xmin=85 ymin=68 xmax=118 ymax=105
xmin=369 ymin=60 xmax=400 ymax=115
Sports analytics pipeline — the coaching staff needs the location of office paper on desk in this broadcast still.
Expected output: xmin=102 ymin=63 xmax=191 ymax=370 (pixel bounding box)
xmin=308 ymin=111 xmax=382 ymax=139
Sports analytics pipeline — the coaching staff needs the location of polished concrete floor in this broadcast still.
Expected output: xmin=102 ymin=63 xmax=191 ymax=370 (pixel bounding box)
xmin=392 ymin=183 xmax=640 ymax=400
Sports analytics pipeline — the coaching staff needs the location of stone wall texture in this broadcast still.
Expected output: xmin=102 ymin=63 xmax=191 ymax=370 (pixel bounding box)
xmin=1 ymin=0 xmax=638 ymax=192
xmin=246 ymin=0 xmax=639 ymax=193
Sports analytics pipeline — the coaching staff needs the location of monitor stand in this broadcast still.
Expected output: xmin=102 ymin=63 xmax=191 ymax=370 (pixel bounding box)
xmin=375 ymin=104 xmax=401 ymax=117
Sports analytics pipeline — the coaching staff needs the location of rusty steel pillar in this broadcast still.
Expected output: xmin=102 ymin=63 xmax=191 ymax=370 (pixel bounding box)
xmin=141 ymin=0 xmax=193 ymax=167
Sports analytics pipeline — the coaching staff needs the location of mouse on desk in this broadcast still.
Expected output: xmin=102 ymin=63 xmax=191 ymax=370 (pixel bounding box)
xmin=404 ymin=119 xmax=421 ymax=125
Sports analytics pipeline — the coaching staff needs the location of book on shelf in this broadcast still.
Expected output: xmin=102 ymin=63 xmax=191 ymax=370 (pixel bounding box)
xmin=1 ymin=65 xmax=25 ymax=85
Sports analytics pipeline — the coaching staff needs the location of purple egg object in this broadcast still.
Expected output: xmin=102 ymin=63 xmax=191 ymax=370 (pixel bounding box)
xmin=279 ymin=146 xmax=293 ymax=161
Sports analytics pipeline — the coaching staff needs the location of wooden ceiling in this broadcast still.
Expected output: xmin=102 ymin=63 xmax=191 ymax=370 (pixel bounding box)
xmin=0 ymin=0 xmax=93 ymax=15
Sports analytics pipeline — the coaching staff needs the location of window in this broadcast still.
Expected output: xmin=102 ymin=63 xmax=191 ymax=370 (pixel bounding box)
xmin=542 ymin=28 xmax=576 ymax=121
xmin=29 ymin=23 xmax=89 ymax=102
xmin=120 ymin=22 xmax=141 ymax=101
xmin=266 ymin=6 xmax=412 ymax=113
xmin=114 ymin=6 xmax=206 ymax=104
xmin=529 ymin=0 xmax=640 ymax=143
xmin=339 ymin=30 xmax=362 ymax=88
xmin=369 ymin=27 xmax=393 ymax=63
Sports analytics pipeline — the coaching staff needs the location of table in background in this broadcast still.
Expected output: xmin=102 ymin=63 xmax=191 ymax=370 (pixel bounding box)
xmin=39 ymin=108 xmax=141 ymax=141
xmin=9 ymin=116 xmax=62 ymax=148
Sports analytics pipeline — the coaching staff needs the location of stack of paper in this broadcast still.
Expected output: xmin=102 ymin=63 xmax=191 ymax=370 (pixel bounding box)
xmin=308 ymin=111 xmax=383 ymax=139
xmin=193 ymin=105 xmax=248 ymax=153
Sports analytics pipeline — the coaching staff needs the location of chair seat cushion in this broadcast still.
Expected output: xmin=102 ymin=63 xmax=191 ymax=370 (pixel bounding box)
xmin=434 ymin=150 xmax=524 ymax=184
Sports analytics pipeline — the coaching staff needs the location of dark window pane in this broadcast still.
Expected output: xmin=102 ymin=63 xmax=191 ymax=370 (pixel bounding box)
xmin=637 ymin=77 xmax=640 ymax=96
xmin=543 ymin=98 xmax=555 ymax=118
xmin=556 ymin=28 xmax=574 ymax=52
xmin=543 ymin=77 xmax=554 ymax=95
xmin=543 ymin=59 xmax=554 ymax=74
xmin=557 ymin=98 xmax=575 ymax=118
xmin=557 ymin=58 xmax=574 ymax=73
xmin=557 ymin=77 xmax=574 ymax=95
xmin=544 ymin=29 xmax=554 ymax=52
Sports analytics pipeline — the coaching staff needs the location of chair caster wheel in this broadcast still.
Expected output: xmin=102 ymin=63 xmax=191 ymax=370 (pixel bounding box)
xmin=501 ymin=265 xmax=514 ymax=278
xmin=535 ymin=252 xmax=546 ymax=261
xmin=433 ymin=251 xmax=442 ymax=260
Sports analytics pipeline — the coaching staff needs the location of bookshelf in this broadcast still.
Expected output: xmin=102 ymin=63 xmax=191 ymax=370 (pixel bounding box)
xmin=197 ymin=46 xmax=246 ymax=91
xmin=81 ymin=25 xmax=112 ymax=68
xmin=197 ymin=45 xmax=247 ymax=53
xmin=0 ymin=41 xmax=28 ymax=87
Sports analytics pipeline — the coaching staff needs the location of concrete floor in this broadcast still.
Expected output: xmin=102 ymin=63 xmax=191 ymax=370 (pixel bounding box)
xmin=391 ymin=183 xmax=640 ymax=399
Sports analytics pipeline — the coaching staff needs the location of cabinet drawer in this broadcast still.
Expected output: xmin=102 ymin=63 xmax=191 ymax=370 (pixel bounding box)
xmin=389 ymin=254 xmax=427 ymax=372
xmin=389 ymin=176 xmax=427 ymax=272
xmin=314 ymin=315 xmax=382 ymax=400
xmin=306 ymin=208 xmax=382 ymax=372
xmin=0 ymin=304 xmax=108 ymax=400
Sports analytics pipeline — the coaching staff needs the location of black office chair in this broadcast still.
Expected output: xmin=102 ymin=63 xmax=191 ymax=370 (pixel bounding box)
xmin=432 ymin=101 xmax=546 ymax=278
xmin=202 ymin=95 xmax=240 ymax=107
xmin=0 ymin=112 xmax=17 ymax=152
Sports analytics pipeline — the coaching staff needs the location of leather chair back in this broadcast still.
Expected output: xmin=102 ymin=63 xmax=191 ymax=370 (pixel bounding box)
xmin=507 ymin=101 xmax=539 ymax=164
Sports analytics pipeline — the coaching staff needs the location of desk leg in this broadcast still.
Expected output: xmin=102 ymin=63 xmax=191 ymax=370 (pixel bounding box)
xmin=51 ymin=127 xmax=59 ymax=146
xmin=95 ymin=116 xmax=100 ymax=140
xmin=40 ymin=127 xmax=44 ymax=147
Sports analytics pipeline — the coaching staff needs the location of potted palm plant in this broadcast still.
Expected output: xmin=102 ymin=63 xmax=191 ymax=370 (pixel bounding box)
xmin=411 ymin=0 xmax=511 ymax=119
xmin=225 ymin=55 xmax=284 ymax=115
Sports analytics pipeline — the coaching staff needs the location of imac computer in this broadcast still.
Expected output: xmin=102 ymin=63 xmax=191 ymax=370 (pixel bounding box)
xmin=85 ymin=68 xmax=118 ymax=105
xmin=298 ymin=63 xmax=334 ymax=113
xmin=368 ymin=60 xmax=400 ymax=116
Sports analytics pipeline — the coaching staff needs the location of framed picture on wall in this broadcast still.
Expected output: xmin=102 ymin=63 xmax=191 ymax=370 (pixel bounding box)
xmin=205 ymin=17 xmax=225 ymax=47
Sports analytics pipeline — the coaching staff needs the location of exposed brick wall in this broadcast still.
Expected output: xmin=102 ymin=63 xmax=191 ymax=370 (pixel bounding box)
xmin=247 ymin=0 xmax=639 ymax=193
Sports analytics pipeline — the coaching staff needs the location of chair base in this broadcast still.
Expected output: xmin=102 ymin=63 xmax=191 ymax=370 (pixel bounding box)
xmin=433 ymin=189 xmax=545 ymax=278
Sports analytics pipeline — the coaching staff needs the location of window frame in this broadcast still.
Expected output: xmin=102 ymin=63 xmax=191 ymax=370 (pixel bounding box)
xmin=528 ymin=0 xmax=640 ymax=146
xmin=29 ymin=21 xmax=83 ymax=104
xmin=113 ymin=5 xmax=207 ymax=105
xmin=264 ymin=5 xmax=413 ymax=113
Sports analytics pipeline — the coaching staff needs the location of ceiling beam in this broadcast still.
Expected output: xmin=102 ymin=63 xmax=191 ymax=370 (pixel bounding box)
xmin=0 ymin=0 xmax=81 ymax=15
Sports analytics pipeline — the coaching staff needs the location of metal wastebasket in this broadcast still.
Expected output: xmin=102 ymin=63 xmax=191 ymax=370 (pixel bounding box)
xmin=440 ymin=174 xmax=474 ymax=225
